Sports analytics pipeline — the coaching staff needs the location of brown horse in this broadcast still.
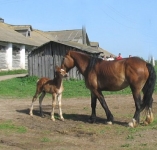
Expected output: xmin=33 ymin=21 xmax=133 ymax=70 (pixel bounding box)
xmin=61 ymin=50 xmax=156 ymax=127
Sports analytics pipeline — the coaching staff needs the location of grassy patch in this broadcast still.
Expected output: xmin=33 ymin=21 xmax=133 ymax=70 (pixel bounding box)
xmin=0 ymin=76 xmax=38 ymax=98
xmin=0 ymin=63 xmax=156 ymax=99
xmin=0 ymin=76 xmax=156 ymax=98
xmin=0 ymin=120 xmax=27 ymax=133
xmin=0 ymin=69 xmax=27 ymax=76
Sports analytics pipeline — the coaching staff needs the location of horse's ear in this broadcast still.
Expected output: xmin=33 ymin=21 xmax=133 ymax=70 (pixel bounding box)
xmin=65 ymin=50 xmax=70 ymax=55
xmin=55 ymin=66 xmax=60 ymax=71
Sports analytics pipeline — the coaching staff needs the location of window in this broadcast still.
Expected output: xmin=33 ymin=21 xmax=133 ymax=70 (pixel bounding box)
xmin=28 ymin=31 xmax=30 ymax=37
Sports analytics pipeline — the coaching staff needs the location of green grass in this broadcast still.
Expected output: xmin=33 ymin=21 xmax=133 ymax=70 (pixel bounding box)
xmin=0 ymin=76 xmax=38 ymax=98
xmin=0 ymin=64 xmax=156 ymax=98
xmin=0 ymin=74 xmax=156 ymax=98
xmin=0 ymin=120 xmax=27 ymax=133
xmin=0 ymin=76 xmax=134 ymax=98
xmin=0 ymin=69 xmax=27 ymax=76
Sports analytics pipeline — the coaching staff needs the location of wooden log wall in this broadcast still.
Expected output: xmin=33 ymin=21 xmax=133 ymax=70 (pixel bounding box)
xmin=28 ymin=42 xmax=84 ymax=80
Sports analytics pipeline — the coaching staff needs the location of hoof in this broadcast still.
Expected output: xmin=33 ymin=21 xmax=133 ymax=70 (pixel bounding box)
xmin=40 ymin=114 xmax=45 ymax=118
xmin=60 ymin=118 xmax=65 ymax=121
xmin=29 ymin=113 xmax=33 ymax=117
xmin=51 ymin=118 xmax=55 ymax=121
xmin=88 ymin=118 xmax=96 ymax=123
xmin=143 ymin=121 xmax=149 ymax=126
xmin=29 ymin=111 xmax=33 ymax=116
xmin=145 ymin=111 xmax=154 ymax=124
xmin=128 ymin=118 xmax=137 ymax=128
xmin=106 ymin=121 xmax=112 ymax=125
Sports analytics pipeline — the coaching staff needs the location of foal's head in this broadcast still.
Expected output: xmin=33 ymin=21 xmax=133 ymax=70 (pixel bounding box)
xmin=61 ymin=51 xmax=75 ymax=72
xmin=55 ymin=66 xmax=68 ymax=78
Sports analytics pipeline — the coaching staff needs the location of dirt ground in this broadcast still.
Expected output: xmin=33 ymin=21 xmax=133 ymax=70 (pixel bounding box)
xmin=0 ymin=95 xmax=157 ymax=150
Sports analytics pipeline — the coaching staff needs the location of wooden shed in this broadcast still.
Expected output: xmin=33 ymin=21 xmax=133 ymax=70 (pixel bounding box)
xmin=28 ymin=40 xmax=104 ymax=80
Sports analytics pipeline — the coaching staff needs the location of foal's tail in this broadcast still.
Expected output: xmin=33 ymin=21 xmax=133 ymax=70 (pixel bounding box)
xmin=141 ymin=63 xmax=156 ymax=111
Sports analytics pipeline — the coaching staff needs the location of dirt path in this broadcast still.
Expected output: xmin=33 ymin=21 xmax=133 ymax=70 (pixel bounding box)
xmin=0 ymin=95 xmax=157 ymax=150
xmin=0 ymin=74 xmax=27 ymax=81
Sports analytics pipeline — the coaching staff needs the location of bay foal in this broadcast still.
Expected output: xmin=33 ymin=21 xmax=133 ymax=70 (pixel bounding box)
xmin=29 ymin=66 xmax=68 ymax=121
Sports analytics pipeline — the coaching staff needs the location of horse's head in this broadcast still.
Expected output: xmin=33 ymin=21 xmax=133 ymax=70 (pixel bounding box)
xmin=61 ymin=51 xmax=75 ymax=72
xmin=55 ymin=66 xmax=68 ymax=78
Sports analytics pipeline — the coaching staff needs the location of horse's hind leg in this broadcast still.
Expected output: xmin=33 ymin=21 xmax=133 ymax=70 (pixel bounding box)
xmin=88 ymin=92 xmax=97 ymax=123
xmin=143 ymin=97 xmax=154 ymax=125
xmin=39 ymin=91 xmax=46 ymax=117
xmin=57 ymin=93 xmax=64 ymax=121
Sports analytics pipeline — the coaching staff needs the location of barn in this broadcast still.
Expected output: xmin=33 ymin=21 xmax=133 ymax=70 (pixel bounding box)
xmin=28 ymin=40 xmax=104 ymax=80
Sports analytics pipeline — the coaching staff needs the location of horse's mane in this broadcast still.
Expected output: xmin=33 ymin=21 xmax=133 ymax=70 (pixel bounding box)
xmin=87 ymin=56 xmax=102 ymax=71
xmin=69 ymin=50 xmax=102 ymax=73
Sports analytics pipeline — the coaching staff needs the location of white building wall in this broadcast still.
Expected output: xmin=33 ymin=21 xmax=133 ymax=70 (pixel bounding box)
xmin=20 ymin=45 xmax=25 ymax=69
xmin=5 ymin=43 xmax=12 ymax=70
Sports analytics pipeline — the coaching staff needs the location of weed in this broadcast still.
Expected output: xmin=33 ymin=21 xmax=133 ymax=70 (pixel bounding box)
xmin=126 ymin=134 xmax=134 ymax=140
xmin=121 ymin=143 xmax=130 ymax=147
xmin=41 ymin=137 xmax=51 ymax=142
xmin=140 ymin=143 xmax=147 ymax=146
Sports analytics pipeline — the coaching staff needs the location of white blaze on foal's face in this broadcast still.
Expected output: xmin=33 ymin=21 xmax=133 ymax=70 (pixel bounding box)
xmin=60 ymin=69 xmax=68 ymax=77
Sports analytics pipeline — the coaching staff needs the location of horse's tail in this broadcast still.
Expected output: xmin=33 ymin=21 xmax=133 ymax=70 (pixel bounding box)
xmin=141 ymin=63 xmax=156 ymax=111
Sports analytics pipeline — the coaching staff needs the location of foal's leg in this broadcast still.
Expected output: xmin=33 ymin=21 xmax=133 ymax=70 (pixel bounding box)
xmin=39 ymin=91 xmax=46 ymax=117
xmin=51 ymin=93 xmax=57 ymax=121
xmin=29 ymin=91 xmax=40 ymax=116
xmin=88 ymin=92 xmax=97 ymax=123
xmin=91 ymin=90 xmax=114 ymax=124
xmin=57 ymin=93 xmax=64 ymax=121
xmin=128 ymin=90 xmax=141 ymax=128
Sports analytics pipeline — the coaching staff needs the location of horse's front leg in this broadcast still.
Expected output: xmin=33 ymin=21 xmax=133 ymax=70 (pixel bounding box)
xmin=51 ymin=93 xmax=56 ymax=121
xmin=57 ymin=93 xmax=64 ymax=121
xmin=88 ymin=92 xmax=97 ymax=123
xmin=93 ymin=90 xmax=114 ymax=124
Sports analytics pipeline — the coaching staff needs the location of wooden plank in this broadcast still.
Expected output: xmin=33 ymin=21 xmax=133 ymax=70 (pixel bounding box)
xmin=34 ymin=52 xmax=38 ymax=76
xmin=38 ymin=55 xmax=42 ymax=78
xmin=41 ymin=55 xmax=45 ymax=77
xmin=50 ymin=43 xmax=55 ymax=79
xmin=44 ymin=46 xmax=48 ymax=77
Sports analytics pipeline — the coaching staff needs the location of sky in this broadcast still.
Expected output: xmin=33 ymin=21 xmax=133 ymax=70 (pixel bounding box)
xmin=0 ymin=0 xmax=157 ymax=60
